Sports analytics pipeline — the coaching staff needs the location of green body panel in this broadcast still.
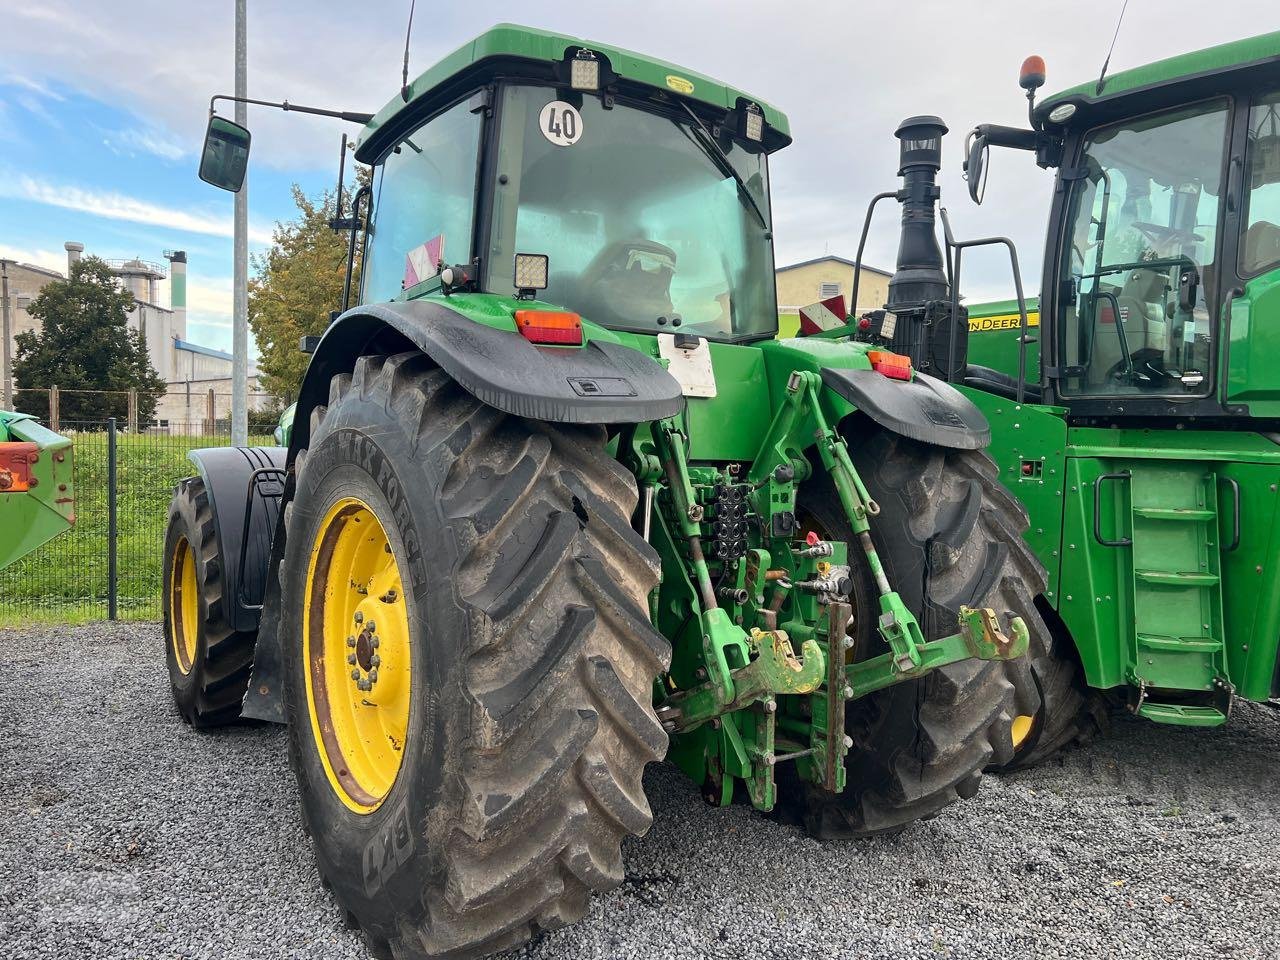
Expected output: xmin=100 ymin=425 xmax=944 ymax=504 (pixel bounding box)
xmin=0 ymin=411 xmax=75 ymax=571
xmin=357 ymin=23 xmax=790 ymax=162
xmin=959 ymin=386 xmax=1280 ymax=709
xmin=1038 ymin=30 xmax=1280 ymax=115
xmin=964 ymin=297 xmax=1040 ymax=377
xmin=1225 ymin=271 xmax=1280 ymax=418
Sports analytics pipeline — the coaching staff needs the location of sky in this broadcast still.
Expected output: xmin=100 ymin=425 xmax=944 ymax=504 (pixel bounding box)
xmin=0 ymin=0 xmax=1264 ymax=354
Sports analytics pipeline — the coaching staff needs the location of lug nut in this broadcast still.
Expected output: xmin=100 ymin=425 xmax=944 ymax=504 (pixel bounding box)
xmin=346 ymin=636 xmax=356 ymax=648
xmin=371 ymin=637 xmax=380 ymax=648
xmin=351 ymin=669 xmax=361 ymax=680
xmin=371 ymin=655 xmax=381 ymax=668
xmin=354 ymin=612 xmax=364 ymax=624
xmin=368 ymin=669 xmax=378 ymax=683
xmin=366 ymin=621 xmax=376 ymax=632
xmin=346 ymin=654 xmax=357 ymax=665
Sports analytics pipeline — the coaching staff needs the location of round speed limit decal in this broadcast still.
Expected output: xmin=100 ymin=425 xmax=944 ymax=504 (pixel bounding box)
xmin=539 ymin=101 xmax=583 ymax=147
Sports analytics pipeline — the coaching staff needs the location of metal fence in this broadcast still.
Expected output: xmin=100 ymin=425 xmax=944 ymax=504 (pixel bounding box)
xmin=0 ymin=418 xmax=275 ymax=627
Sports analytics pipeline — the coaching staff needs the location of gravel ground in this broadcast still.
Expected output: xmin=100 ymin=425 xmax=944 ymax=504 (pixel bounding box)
xmin=2 ymin=622 xmax=1278 ymax=960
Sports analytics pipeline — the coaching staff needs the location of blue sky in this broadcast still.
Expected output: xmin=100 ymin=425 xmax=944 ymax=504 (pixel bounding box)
xmin=0 ymin=74 xmax=330 ymax=350
xmin=0 ymin=0 xmax=1254 ymax=357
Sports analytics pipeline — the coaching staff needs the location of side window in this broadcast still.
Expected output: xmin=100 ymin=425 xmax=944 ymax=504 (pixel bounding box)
xmin=362 ymin=99 xmax=482 ymax=303
xmin=1058 ymin=100 xmax=1228 ymax=397
xmin=1242 ymin=88 xmax=1280 ymax=276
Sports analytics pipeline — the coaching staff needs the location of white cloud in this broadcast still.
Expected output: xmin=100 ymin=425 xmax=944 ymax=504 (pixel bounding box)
xmin=185 ymin=276 xmax=234 ymax=320
xmin=1 ymin=73 xmax=64 ymax=101
xmin=104 ymin=126 xmax=187 ymax=161
xmin=0 ymin=174 xmax=274 ymax=245
xmin=0 ymin=243 xmax=66 ymax=275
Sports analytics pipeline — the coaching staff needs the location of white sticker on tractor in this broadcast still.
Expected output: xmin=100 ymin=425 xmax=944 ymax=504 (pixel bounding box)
xmin=539 ymin=101 xmax=583 ymax=147
xmin=657 ymin=333 xmax=717 ymax=398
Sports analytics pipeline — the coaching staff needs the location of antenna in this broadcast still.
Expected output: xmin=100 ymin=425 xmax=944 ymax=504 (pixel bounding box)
xmin=400 ymin=0 xmax=417 ymax=103
xmin=1095 ymin=0 xmax=1131 ymax=95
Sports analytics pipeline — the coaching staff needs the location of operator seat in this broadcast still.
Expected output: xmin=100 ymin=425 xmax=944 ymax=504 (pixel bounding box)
xmin=1244 ymin=220 xmax=1280 ymax=274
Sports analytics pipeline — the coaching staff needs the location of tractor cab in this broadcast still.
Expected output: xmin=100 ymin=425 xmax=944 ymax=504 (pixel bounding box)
xmin=351 ymin=31 xmax=786 ymax=344
xmin=966 ymin=31 xmax=1280 ymax=422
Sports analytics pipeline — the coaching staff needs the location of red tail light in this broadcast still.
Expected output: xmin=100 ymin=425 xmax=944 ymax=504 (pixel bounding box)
xmin=514 ymin=309 xmax=583 ymax=346
xmin=0 ymin=441 xmax=38 ymax=493
xmin=867 ymin=350 xmax=912 ymax=381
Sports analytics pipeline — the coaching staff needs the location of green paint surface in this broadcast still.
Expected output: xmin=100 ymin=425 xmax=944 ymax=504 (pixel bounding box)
xmin=357 ymin=23 xmax=790 ymax=161
xmin=1038 ymin=31 xmax=1280 ymax=116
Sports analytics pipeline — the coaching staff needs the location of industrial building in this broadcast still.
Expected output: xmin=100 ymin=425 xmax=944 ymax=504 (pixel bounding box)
xmin=0 ymin=242 xmax=266 ymax=429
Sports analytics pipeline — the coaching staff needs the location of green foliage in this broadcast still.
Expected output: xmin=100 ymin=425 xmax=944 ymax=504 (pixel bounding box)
xmin=249 ymin=174 xmax=367 ymax=402
xmin=12 ymin=256 xmax=167 ymax=424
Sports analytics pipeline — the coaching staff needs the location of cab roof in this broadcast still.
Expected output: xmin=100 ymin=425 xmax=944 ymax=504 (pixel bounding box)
xmin=355 ymin=23 xmax=791 ymax=163
xmin=1036 ymin=31 xmax=1280 ymax=122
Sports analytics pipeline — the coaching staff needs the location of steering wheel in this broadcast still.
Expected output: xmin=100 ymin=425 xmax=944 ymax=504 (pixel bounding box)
xmin=575 ymin=239 xmax=678 ymax=327
xmin=1130 ymin=221 xmax=1204 ymax=248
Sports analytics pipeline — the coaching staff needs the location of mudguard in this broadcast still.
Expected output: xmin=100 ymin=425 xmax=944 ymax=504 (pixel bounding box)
xmin=244 ymin=298 xmax=685 ymax=723
xmin=185 ymin=445 xmax=288 ymax=634
xmin=821 ymin=367 xmax=991 ymax=450
xmin=288 ymin=299 xmax=684 ymax=457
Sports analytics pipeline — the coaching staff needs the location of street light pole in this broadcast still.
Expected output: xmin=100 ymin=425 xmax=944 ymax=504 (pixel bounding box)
xmin=231 ymin=0 xmax=249 ymax=445
xmin=1 ymin=260 xmax=12 ymax=409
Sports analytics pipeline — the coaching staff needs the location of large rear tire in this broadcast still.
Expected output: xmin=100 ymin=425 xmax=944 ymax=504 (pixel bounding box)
xmin=162 ymin=476 xmax=256 ymax=727
xmin=1000 ymin=597 xmax=1108 ymax=769
xmin=782 ymin=427 xmax=1047 ymax=837
xmin=280 ymin=352 xmax=670 ymax=959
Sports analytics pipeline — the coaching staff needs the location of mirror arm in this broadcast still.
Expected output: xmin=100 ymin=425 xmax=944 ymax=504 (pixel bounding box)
xmin=974 ymin=123 xmax=1039 ymax=151
xmin=209 ymin=94 xmax=373 ymax=125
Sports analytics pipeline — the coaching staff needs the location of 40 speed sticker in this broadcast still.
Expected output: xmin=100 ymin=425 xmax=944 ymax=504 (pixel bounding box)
xmin=969 ymin=311 xmax=1040 ymax=333
xmin=539 ymin=101 xmax=583 ymax=147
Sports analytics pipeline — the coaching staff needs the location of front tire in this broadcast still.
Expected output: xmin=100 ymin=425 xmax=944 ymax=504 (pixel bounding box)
xmin=783 ymin=427 xmax=1047 ymax=837
xmin=280 ymin=353 xmax=671 ymax=959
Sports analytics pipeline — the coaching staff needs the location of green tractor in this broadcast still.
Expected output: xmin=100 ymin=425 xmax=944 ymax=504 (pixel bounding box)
xmin=888 ymin=31 xmax=1280 ymax=760
xmin=0 ymin=408 xmax=74 ymax=571
xmin=167 ymin=25 xmax=1047 ymax=958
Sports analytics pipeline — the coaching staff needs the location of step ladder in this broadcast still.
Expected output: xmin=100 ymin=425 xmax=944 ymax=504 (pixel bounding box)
xmin=1095 ymin=463 xmax=1235 ymax=726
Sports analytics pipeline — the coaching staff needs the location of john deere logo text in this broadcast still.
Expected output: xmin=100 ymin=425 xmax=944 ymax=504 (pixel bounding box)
xmin=968 ymin=312 xmax=1040 ymax=333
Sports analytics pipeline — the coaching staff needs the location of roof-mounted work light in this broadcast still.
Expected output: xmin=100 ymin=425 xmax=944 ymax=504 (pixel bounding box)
xmin=743 ymin=102 xmax=764 ymax=143
xmin=569 ymin=49 xmax=600 ymax=92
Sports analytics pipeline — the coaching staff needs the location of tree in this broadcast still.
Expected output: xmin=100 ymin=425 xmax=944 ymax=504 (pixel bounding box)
xmin=249 ymin=176 xmax=365 ymax=402
xmin=13 ymin=256 xmax=167 ymax=425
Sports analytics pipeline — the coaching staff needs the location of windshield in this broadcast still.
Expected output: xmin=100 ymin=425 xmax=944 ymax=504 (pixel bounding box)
xmin=486 ymin=84 xmax=777 ymax=340
xmin=1057 ymin=100 xmax=1228 ymax=397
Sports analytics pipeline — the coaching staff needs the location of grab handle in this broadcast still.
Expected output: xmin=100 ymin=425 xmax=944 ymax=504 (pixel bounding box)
xmin=1219 ymin=476 xmax=1240 ymax=553
xmin=1093 ymin=471 xmax=1132 ymax=547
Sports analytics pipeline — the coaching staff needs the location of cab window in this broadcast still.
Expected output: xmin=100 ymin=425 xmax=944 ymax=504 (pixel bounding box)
xmin=362 ymin=99 xmax=482 ymax=303
xmin=1058 ymin=100 xmax=1228 ymax=397
xmin=1241 ymin=87 xmax=1280 ymax=277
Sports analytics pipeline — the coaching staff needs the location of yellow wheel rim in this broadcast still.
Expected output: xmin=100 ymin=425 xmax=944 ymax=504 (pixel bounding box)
xmin=169 ymin=536 xmax=200 ymax=675
xmin=1011 ymin=713 xmax=1036 ymax=749
xmin=303 ymin=497 xmax=412 ymax=813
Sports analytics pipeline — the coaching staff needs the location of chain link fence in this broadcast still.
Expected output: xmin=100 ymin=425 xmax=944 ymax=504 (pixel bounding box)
xmin=1 ymin=412 xmax=276 ymax=627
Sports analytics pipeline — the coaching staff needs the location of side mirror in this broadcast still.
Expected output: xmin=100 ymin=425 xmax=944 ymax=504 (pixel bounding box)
xmin=199 ymin=115 xmax=251 ymax=192
xmin=964 ymin=133 xmax=989 ymax=204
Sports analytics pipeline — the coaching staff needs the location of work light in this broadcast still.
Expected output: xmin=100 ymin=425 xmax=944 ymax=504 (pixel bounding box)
xmin=514 ymin=253 xmax=549 ymax=296
xmin=570 ymin=50 xmax=600 ymax=91
xmin=743 ymin=103 xmax=764 ymax=143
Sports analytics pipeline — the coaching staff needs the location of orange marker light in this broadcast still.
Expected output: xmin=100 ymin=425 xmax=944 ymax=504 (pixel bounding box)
xmin=514 ymin=309 xmax=583 ymax=346
xmin=1019 ymin=55 xmax=1046 ymax=91
xmin=866 ymin=350 xmax=913 ymax=381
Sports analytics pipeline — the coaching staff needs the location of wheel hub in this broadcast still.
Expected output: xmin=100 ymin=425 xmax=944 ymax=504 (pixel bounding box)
xmin=303 ymin=497 xmax=411 ymax=813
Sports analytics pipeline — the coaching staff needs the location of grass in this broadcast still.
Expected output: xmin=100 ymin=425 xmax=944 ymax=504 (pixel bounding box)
xmin=0 ymin=428 xmax=273 ymax=628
